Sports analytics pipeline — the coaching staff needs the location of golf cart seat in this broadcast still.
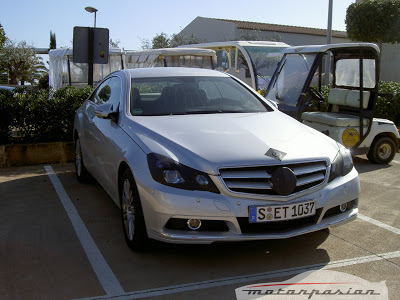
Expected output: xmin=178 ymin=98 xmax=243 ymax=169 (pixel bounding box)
xmin=302 ymin=88 xmax=370 ymax=127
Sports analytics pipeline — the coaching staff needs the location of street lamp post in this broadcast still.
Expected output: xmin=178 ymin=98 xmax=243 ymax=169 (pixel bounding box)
xmin=84 ymin=6 xmax=98 ymax=86
xmin=327 ymin=0 xmax=333 ymax=44
xmin=325 ymin=0 xmax=333 ymax=85
xmin=85 ymin=6 xmax=98 ymax=28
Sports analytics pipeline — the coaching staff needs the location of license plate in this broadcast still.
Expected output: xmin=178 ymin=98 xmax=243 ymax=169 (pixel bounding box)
xmin=249 ymin=200 xmax=316 ymax=223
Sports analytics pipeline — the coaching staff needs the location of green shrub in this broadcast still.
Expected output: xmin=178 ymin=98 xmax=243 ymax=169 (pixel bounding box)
xmin=0 ymin=89 xmax=16 ymax=144
xmin=0 ymin=86 xmax=92 ymax=145
xmin=1 ymin=80 xmax=400 ymax=146
xmin=375 ymin=81 xmax=400 ymax=125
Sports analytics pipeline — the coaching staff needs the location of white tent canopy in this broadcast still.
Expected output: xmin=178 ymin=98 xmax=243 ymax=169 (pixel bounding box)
xmin=49 ymin=47 xmax=216 ymax=89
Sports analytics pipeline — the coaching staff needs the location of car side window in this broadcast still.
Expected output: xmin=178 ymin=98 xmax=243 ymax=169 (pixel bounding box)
xmin=92 ymin=77 xmax=122 ymax=109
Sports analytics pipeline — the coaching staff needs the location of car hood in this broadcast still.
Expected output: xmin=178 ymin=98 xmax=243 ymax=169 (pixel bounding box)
xmin=123 ymin=111 xmax=339 ymax=175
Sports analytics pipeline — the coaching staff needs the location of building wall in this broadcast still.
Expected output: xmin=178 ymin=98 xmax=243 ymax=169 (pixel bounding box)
xmin=180 ymin=17 xmax=237 ymax=43
xmin=380 ymin=43 xmax=400 ymax=82
xmin=180 ymin=17 xmax=351 ymax=46
xmin=180 ymin=17 xmax=400 ymax=82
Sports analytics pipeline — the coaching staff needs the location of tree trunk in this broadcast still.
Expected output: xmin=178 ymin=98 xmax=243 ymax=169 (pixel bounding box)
xmin=7 ymin=65 xmax=18 ymax=85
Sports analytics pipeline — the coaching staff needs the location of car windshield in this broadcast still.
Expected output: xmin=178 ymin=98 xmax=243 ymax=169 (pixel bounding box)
xmin=266 ymin=54 xmax=316 ymax=107
xmin=130 ymin=76 xmax=271 ymax=116
xmin=243 ymin=46 xmax=287 ymax=90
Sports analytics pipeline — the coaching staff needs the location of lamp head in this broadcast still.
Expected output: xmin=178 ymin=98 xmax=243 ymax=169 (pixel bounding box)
xmin=85 ymin=6 xmax=98 ymax=13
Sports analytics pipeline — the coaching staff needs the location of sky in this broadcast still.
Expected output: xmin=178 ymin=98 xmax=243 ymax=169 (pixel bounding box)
xmin=0 ymin=0 xmax=355 ymax=50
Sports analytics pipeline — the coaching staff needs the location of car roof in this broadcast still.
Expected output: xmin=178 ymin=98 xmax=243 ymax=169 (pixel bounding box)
xmin=122 ymin=67 xmax=229 ymax=78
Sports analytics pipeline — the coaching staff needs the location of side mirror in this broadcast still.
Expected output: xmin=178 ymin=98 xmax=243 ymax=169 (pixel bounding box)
xmin=95 ymin=103 xmax=119 ymax=123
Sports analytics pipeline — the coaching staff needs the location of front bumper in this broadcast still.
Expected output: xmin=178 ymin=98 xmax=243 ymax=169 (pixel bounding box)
xmin=134 ymin=167 xmax=360 ymax=244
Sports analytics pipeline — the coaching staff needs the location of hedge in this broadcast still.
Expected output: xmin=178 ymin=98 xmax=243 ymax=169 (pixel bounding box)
xmin=1 ymin=81 xmax=399 ymax=145
xmin=0 ymin=86 xmax=93 ymax=145
xmin=375 ymin=81 xmax=400 ymax=125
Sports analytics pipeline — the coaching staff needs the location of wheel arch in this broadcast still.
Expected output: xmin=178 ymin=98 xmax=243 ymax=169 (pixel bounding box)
xmin=117 ymin=161 xmax=135 ymax=200
xmin=371 ymin=132 xmax=399 ymax=151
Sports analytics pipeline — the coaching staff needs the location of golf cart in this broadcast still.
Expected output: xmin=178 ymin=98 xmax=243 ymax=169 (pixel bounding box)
xmin=265 ymin=43 xmax=400 ymax=164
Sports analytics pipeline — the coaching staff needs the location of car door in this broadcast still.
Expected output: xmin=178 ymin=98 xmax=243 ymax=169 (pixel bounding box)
xmin=89 ymin=76 xmax=125 ymax=197
xmin=81 ymin=78 xmax=109 ymax=178
xmin=81 ymin=78 xmax=111 ymax=176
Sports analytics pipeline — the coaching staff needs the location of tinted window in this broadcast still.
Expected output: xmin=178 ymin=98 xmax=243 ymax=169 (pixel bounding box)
xmin=130 ymin=76 xmax=270 ymax=116
xmin=92 ymin=76 xmax=122 ymax=109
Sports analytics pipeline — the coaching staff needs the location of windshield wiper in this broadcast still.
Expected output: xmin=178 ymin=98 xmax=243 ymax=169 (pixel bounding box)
xmin=188 ymin=110 xmax=245 ymax=114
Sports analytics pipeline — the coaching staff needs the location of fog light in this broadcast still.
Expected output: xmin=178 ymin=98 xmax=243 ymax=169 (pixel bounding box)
xmin=339 ymin=203 xmax=348 ymax=212
xmin=187 ymin=219 xmax=201 ymax=230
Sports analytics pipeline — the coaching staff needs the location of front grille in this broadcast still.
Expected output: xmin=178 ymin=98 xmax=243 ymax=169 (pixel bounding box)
xmin=219 ymin=161 xmax=327 ymax=197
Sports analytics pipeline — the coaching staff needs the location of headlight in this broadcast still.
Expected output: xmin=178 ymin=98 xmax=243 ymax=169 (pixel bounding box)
xmin=329 ymin=146 xmax=354 ymax=182
xmin=147 ymin=153 xmax=220 ymax=193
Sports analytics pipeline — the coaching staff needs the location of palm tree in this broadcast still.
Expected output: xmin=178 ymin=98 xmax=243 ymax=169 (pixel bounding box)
xmin=0 ymin=39 xmax=48 ymax=85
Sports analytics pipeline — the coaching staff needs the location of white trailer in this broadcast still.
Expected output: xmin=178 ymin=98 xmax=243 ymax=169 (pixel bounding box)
xmin=49 ymin=48 xmax=216 ymax=89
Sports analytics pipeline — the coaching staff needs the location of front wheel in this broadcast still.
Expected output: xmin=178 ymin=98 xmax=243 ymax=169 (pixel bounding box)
xmin=367 ymin=137 xmax=396 ymax=164
xmin=120 ymin=169 xmax=149 ymax=251
xmin=75 ymin=137 xmax=91 ymax=182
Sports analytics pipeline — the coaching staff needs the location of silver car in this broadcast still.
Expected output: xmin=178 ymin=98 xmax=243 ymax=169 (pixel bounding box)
xmin=74 ymin=68 xmax=360 ymax=250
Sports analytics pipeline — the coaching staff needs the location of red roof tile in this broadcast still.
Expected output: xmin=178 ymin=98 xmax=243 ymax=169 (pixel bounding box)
xmin=214 ymin=18 xmax=347 ymax=38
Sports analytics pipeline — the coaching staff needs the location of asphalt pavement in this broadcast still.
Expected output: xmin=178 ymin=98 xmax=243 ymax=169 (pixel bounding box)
xmin=0 ymin=154 xmax=399 ymax=300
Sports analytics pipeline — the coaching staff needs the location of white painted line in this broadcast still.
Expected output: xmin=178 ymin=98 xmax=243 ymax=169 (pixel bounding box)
xmin=391 ymin=160 xmax=400 ymax=164
xmin=72 ymin=250 xmax=400 ymax=300
xmin=44 ymin=166 xmax=124 ymax=296
xmin=358 ymin=213 xmax=400 ymax=235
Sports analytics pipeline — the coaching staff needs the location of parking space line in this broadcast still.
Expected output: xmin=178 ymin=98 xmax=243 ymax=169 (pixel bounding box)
xmin=358 ymin=214 xmax=400 ymax=235
xmin=44 ymin=166 xmax=124 ymax=296
xmin=72 ymin=250 xmax=400 ymax=300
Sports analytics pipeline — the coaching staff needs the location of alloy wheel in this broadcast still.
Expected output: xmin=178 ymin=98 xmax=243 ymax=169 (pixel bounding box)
xmin=122 ymin=178 xmax=135 ymax=241
xmin=75 ymin=140 xmax=82 ymax=176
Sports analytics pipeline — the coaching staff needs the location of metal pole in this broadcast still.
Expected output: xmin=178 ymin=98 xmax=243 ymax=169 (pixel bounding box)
xmin=88 ymin=28 xmax=94 ymax=86
xmin=324 ymin=0 xmax=333 ymax=85
xmin=94 ymin=11 xmax=96 ymax=28
xmin=327 ymin=0 xmax=333 ymax=44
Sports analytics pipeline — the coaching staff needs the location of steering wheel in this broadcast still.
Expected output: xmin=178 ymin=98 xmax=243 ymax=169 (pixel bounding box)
xmin=308 ymin=87 xmax=324 ymax=101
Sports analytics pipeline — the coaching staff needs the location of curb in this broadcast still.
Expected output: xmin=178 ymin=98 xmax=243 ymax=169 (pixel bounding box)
xmin=0 ymin=142 xmax=74 ymax=168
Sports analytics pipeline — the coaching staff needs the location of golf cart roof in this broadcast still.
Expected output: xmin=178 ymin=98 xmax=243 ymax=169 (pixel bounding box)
xmin=282 ymin=43 xmax=380 ymax=55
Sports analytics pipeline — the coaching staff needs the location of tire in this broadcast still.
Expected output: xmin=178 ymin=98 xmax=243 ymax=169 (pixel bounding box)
xmin=120 ymin=168 xmax=149 ymax=251
xmin=75 ymin=137 xmax=91 ymax=182
xmin=367 ymin=137 xmax=396 ymax=164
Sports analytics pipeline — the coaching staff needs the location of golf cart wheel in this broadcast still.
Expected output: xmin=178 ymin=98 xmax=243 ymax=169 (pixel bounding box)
xmin=120 ymin=168 xmax=149 ymax=251
xmin=75 ymin=137 xmax=91 ymax=182
xmin=367 ymin=136 xmax=396 ymax=164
